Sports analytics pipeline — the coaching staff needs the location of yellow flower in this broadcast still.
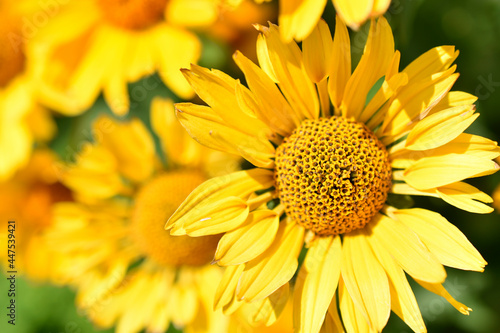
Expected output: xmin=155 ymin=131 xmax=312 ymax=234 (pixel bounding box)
xmin=272 ymin=0 xmax=391 ymax=41
xmin=0 ymin=149 xmax=71 ymax=280
xmin=28 ymin=0 xmax=238 ymax=116
xmin=0 ymin=4 xmax=55 ymax=181
xmin=168 ymin=17 xmax=499 ymax=332
xmin=45 ymin=98 xmax=240 ymax=333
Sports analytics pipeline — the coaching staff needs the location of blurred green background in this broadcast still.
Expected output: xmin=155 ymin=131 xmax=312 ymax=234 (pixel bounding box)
xmin=2 ymin=0 xmax=500 ymax=332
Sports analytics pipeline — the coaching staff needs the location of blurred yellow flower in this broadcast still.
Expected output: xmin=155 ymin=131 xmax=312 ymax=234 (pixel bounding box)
xmin=45 ymin=98 xmax=240 ymax=333
xmin=29 ymin=0 xmax=241 ymax=116
xmin=0 ymin=5 xmax=55 ymax=181
xmin=167 ymin=17 xmax=499 ymax=333
xmin=0 ymin=149 xmax=71 ymax=281
xmin=276 ymin=0 xmax=391 ymax=41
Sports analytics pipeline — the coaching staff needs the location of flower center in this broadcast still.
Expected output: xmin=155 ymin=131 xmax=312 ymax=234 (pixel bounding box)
xmin=275 ymin=117 xmax=392 ymax=236
xmin=131 ymin=171 xmax=221 ymax=266
xmin=96 ymin=0 xmax=168 ymax=30
xmin=0 ymin=19 xmax=25 ymax=87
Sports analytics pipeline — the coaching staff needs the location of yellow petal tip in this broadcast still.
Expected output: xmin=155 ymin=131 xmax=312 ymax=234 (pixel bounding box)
xmin=253 ymin=23 xmax=268 ymax=34
xmin=460 ymin=307 xmax=472 ymax=315
xmin=170 ymin=228 xmax=186 ymax=236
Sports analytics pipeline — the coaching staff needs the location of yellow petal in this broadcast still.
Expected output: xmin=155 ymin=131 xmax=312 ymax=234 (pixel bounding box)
xmin=214 ymin=264 xmax=245 ymax=311
xmin=171 ymin=196 xmax=249 ymax=237
xmin=403 ymin=46 xmax=459 ymax=83
xmin=115 ymin=273 xmax=158 ymax=333
xmin=248 ymin=283 xmax=290 ymax=326
xmin=256 ymin=33 xmax=279 ymax=83
xmin=103 ymin=72 xmax=129 ymax=116
xmin=278 ymin=0 xmax=327 ymax=42
xmin=432 ymin=134 xmax=500 ymax=159
xmin=153 ymin=24 xmax=200 ymax=99
xmin=101 ymin=28 xmax=130 ymax=116
xmin=391 ymin=182 xmax=438 ymax=199
xmin=432 ymin=91 xmax=478 ymax=112
xmin=258 ymin=24 xmax=319 ymax=120
xmin=405 ymin=105 xmax=478 ymax=151
xmin=381 ymin=70 xmax=459 ymax=140
xmin=127 ymin=32 xmax=155 ymax=82
xmin=390 ymin=133 xmax=500 ymax=169
xmin=215 ymin=210 xmax=280 ymax=266
xmin=150 ymin=98 xmax=173 ymax=141
xmin=317 ymin=78 xmax=331 ymax=117
xmin=333 ymin=0 xmax=373 ymax=30
xmin=166 ymin=169 xmax=274 ymax=230
xmin=303 ymin=19 xmax=333 ymax=83
xmin=169 ymin=283 xmax=199 ymax=326
xmin=62 ymin=144 xmax=125 ymax=199
xmin=361 ymin=72 xmax=408 ymax=126
xmin=403 ymin=154 xmax=499 ymax=190
xmin=321 ymin=295 xmax=345 ymax=333
xmin=233 ymin=51 xmax=298 ymax=136
xmin=237 ymin=222 xmax=304 ymax=302
xmin=192 ymin=266 xmax=226 ymax=333
xmin=381 ymin=63 xmax=458 ymax=128
xmin=141 ymin=272 xmax=170 ymax=328
xmin=385 ymin=50 xmax=401 ymax=80
xmin=437 ymin=182 xmax=494 ymax=214
xmin=138 ymin=272 xmax=169 ymax=329
xmin=30 ymin=0 xmax=99 ymax=43
xmin=367 ymin=213 xmax=447 ymax=283
xmin=328 ymin=16 xmax=351 ymax=112
xmin=369 ymin=236 xmax=426 ymax=333
xmin=151 ymin=97 xmax=201 ymax=167
xmin=338 ymin=278 xmax=374 ymax=333
xmin=415 ymin=280 xmax=472 ymax=315
xmin=24 ymin=102 xmax=57 ymax=142
xmin=67 ymin=26 xmax=115 ymax=111
xmin=393 ymin=208 xmax=487 ymax=272
xmin=294 ymin=236 xmax=342 ymax=333
xmin=96 ymin=116 xmax=156 ymax=183
xmin=341 ymin=17 xmax=394 ymax=120
xmin=166 ymin=0 xmax=218 ymax=27
xmin=175 ymin=103 xmax=275 ymax=168
xmin=371 ymin=0 xmax=391 ymax=19
xmin=342 ymin=231 xmax=390 ymax=331
xmin=180 ymin=64 xmax=272 ymax=138
xmin=223 ymin=292 xmax=244 ymax=316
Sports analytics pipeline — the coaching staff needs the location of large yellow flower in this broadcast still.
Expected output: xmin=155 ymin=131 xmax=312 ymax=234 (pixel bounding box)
xmin=29 ymin=0 xmax=240 ymax=116
xmin=45 ymin=98 xmax=241 ymax=333
xmin=271 ymin=0 xmax=391 ymax=41
xmin=0 ymin=3 xmax=55 ymax=181
xmin=168 ymin=17 xmax=499 ymax=333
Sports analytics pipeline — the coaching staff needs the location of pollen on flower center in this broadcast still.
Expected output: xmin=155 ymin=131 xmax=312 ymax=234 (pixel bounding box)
xmin=275 ymin=117 xmax=392 ymax=236
xmin=131 ymin=171 xmax=221 ymax=266
xmin=97 ymin=0 xmax=168 ymax=30
xmin=0 ymin=20 xmax=25 ymax=87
